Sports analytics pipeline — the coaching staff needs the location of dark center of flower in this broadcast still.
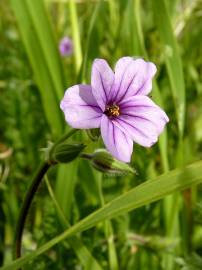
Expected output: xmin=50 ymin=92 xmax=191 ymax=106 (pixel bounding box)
xmin=104 ymin=104 xmax=120 ymax=117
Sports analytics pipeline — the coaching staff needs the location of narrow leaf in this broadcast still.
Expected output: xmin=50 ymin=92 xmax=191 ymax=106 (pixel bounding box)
xmin=2 ymin=160 xmax=202 ymax=270
xmin=152 ymin=0 xmax=186 ymax=137
xmin=10 ymin=0 xmax=64 ymax=137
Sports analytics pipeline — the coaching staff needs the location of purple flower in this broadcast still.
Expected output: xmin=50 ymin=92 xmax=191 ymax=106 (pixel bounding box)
xmin=59 ymin=37 xmax=73 ymax=56
xmin=60 ymin=57 xmax=169 ymax=162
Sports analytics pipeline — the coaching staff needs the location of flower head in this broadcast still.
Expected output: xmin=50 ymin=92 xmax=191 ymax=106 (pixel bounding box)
xmin=60 ymin=57 xmax=169 ymax=162
xmin=59 ymin=37 xmax=73 ymax=56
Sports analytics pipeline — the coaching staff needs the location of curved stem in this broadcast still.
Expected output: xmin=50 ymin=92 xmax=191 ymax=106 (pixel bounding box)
xmin=14 ymin=128 xmax=78 ymax=267
xmin=80 ymin=153 xmax=93 ymax=160
xmin=15 ymin=162 xmax=51 ymax=262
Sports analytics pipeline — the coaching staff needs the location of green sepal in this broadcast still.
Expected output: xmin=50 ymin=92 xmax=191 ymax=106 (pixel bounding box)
xmin=51 ymin=143 xmax=86 ymax=164
xmin=86 ymin=128 xmax=100 ymax=141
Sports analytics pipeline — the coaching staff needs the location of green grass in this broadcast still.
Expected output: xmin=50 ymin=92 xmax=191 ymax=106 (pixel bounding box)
xmin=1 ymin=0 xmax=202 ymax=269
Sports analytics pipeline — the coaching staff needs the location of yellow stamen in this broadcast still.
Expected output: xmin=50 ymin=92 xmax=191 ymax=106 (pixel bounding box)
xmin=104 ymin=105 xmax=120 ymax=117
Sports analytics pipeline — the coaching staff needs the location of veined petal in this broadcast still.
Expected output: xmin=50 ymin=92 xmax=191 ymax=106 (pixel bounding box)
xmin=91 ymin=59 xmax=114 ymax=110
xmin=111 ymin=57 xmax=157 ymax=103
xmin=101 ymin=115 xmax=133 ymax=162
xmin=60 ymin=84 xmax=102 ymax=129
xmin=114 ymin=95 xmax=169 ymax=147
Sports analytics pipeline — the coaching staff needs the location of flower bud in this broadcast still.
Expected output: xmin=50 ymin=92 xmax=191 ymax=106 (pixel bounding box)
xmin=51 ymin=143 xmax=85 ymax=164
xmin=59 ymin=36 xmax=73 ymax=56
xmin=89 ymin=149 xmax=135 ymax=175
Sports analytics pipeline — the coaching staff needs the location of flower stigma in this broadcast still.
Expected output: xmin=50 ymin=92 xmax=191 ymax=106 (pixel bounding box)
xmin=104 ymin=104 xmax=120 ymax=117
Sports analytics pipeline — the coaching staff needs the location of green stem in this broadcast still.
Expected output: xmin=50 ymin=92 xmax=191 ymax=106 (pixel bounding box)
xmin=14 ymin=128 xmax=78 ymax=267
xmin=51 ymin=128 xmax=78 ymax=151
xmin=97 ymin=174 xmax=105 ymax=207
xmin=80 ymin=153 xmax=93 ymax=160
xmin=97 ymin=175 xmax=119 ymax=270
xmin=45 ymin=176 xmax=103 ymax=270
xmin=45 ymin=176 xmax=70 ymax=227
xmin=14 ymin=162 xmax=51 ymax=262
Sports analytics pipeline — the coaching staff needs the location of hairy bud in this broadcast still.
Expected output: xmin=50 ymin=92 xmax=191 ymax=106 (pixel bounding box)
xmin=84 ymin=149 xmax=135 ymax=175
xmin=51 ymin=143 xmax=85 ymax=163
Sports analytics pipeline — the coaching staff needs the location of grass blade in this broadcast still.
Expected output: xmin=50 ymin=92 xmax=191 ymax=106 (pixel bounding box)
xmin=10 ymin=0 xmax=64 ymax=138
xmin=68 ymin=0 xmax=82 ymax=73
xmin=152 ymin=2 xmax=186 ymax=268
xmin=81 ymin=0 xmax=102 ymax=81
xmin=45 ymin=176 xmax=103 ymax=270
xmin=152 ymin=0 xmax=186 ymax=138
xmin=130 ymin=0 xmax=169 ymax=171
xmin=2 ymin=159 xmax=202 ymax=270
xmin=55 ymin=162 xmax=78 ymax=220
xmin=25 ymin=0 xmax=65 ymax=100
xmin=97 ymin=175 xmax=119 ymax=270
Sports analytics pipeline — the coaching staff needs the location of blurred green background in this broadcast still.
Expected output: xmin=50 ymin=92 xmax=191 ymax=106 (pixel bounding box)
xmin=1 ymin=0 xmax=202 ymax=269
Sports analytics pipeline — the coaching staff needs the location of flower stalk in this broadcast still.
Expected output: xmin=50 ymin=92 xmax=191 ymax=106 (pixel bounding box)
xmin=14 ymin=129 xmax=78 ymax=265
xmin=15 ymin=161 xmax=51 ymax=261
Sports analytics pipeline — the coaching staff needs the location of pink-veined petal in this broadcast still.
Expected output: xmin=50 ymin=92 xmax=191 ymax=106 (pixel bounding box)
xmin=60 ymin=84 xmax=102 ymax=129
xmin=101 ymin=115 xmax=133 ymax=162
xmin=91 ymin=59 xmax=114 ymax=110
xmin=111 ymin=57 xmax=157 ymax=103
xmin=114 ymin=95 xmax=169 ymax=147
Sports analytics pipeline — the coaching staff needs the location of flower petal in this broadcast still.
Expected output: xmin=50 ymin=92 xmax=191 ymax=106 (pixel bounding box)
xmin=113 ymin=95 xmax=169 ymax=147
xmin=60 ymin=84 xmax=102 ymax=129
xmin=91 ymin=59 xmax=114 ymax=110
xmin=100 ymin=115 xmax=133 ymax=162
xmin=111 ymin=57 xmax=157 ymax=103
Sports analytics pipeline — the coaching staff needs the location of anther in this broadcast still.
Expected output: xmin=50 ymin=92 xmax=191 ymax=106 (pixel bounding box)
xmin=104 ymin=104 xmax=120 ymax=117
